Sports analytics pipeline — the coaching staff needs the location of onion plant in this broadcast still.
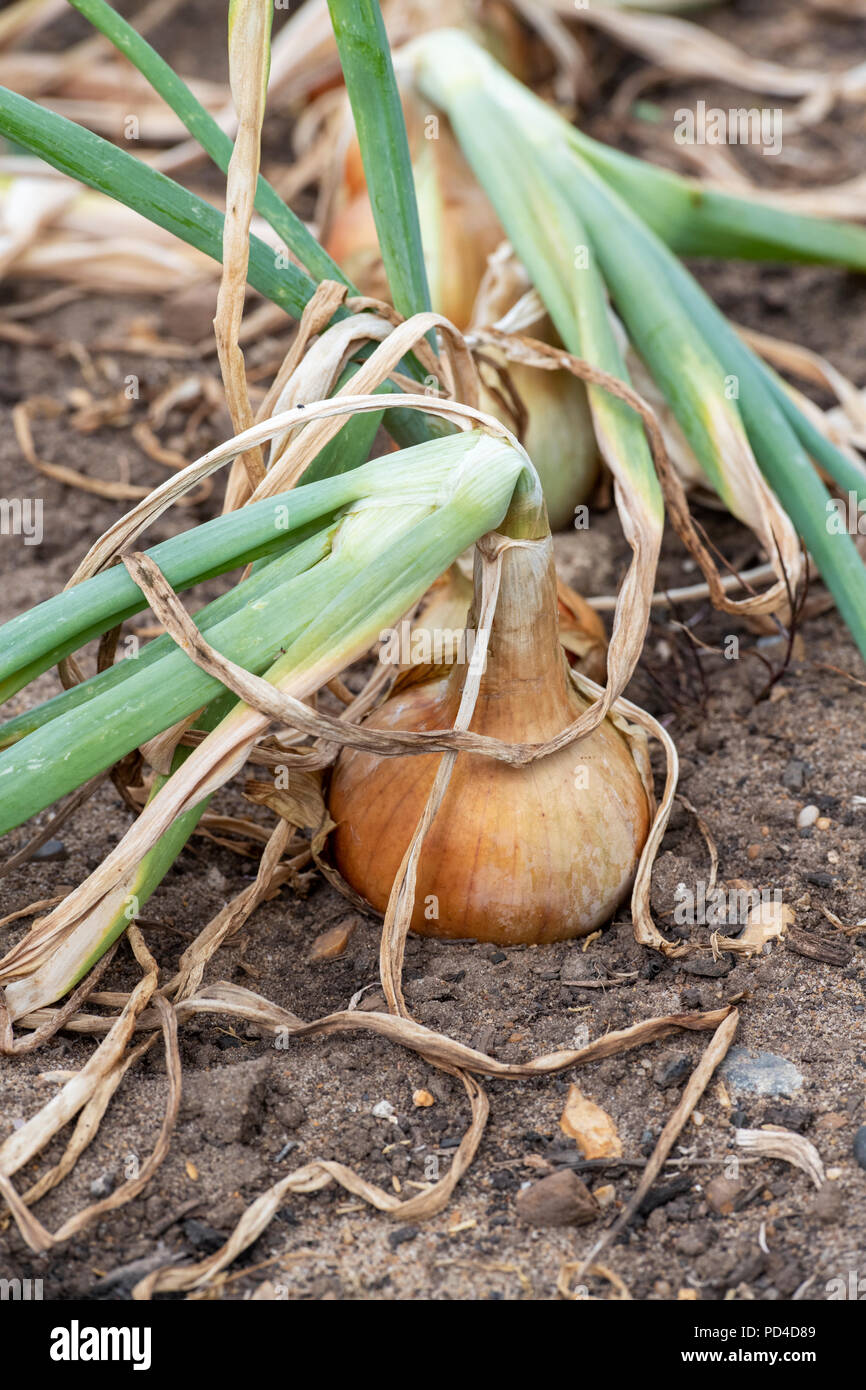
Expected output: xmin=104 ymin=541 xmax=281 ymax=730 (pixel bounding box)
xmin=1 ymin=0 xmax=865 ymax=1024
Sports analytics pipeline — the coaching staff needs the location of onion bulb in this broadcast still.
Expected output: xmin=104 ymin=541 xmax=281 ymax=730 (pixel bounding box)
xmin=329 ymin=525 xmax=650 ymax=944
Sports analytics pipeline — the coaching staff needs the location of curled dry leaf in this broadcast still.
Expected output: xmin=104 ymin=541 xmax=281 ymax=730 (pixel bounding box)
xmin=735 ymin=1127 xmax=826 ymax=1189
xmin=244 ymin=768 xmax=331 ymax=833
xmin=559 ymin=1084 xmax=623 ymax=1160
xmin=575 ymin=3 xmax=841 ymax=101
xmin=713 ymin=898 xmax=794 ymax=958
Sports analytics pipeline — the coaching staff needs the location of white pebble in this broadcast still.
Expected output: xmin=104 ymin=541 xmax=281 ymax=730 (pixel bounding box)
xmin=797 ymin=804 xmax=819 ymax=828
xmin=372 ymin=1100 xmax=395 ymax=1119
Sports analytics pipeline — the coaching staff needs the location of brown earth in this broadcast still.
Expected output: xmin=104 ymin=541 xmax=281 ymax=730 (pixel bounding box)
xmin=0 ymin=0 xmax=865 ymax=1302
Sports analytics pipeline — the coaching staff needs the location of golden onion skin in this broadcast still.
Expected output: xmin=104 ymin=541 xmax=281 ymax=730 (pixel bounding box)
xmin=329 ymin=537 xmax=650 ymax=944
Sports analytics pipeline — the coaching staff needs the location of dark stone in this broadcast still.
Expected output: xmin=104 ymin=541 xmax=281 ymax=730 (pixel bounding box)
xmin=639 ymin=1174 xmax=693 ymax=1215
xmin=763 ymin=1104 xmax=813 ymax=1133
xmin=641 ymin=1127 xmax=658 ymax=1156
xmin=679 ymin=953 xmax=734 ymax=979
xmin=32 ymin=838 xmax=67 ymax=862
xmin=642 ymin=956 xmax=666 ymax=981
xmin=388 ymin=1226 xmax=420 ymax=1249
xmin=653 ymin=1052 xmax=691 ymax=1089
xmin=853 ymin=1125 xmax=866 ymax=1170
xmin=183 ymin=1220 xmax=224 ymax=1254
xmin=806 ymin=872 xmax=834 ymax=888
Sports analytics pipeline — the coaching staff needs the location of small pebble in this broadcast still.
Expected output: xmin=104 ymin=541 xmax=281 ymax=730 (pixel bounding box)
xmin=653 ymin=1052 xmax=691 ymax=1090
xmin=816 ymin=816 xmax=831 ymax=831
xmin=853 ymin=1125 xmax=866 ymax=1171
xmin=810 ymin=1184 xmax=843 ymax=1225
xmin=412 ymin=1089 xmax=435 ymax=1108
xmin=308 ymin=918 xmax=356 ymax=961
xmin=721 ymin=1046 xmax=803 ymax=1098
xmin=515 ymin=1169 xmax=599 ymax=1228
xmin=32 ymin=838 xmax=67 ymax=862
xmin=705 ymin=1176 xmax=746 ymax=1215
xmin=372 ymin=1100 xmax=395 ymax=1119
xmin=89 ymin=1170 xmax=116 ymax=1199
xmin=797 ymin=805 xmax=819 ymax=829
xmin=781 ymin=759 xmax=808 ymax=792
xmin=388 ymin=1226 xmax=419 ymax=1249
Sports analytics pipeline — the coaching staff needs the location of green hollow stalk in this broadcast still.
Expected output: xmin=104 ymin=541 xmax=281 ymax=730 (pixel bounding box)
xmin=567 ymin=131 xmax=866 ymax=274
xmin=0 ymin=522 xmax=338 ymax=749
xmin=0 ymin=526 xmax=333 ymax=833
xmin=327 ymin=0 xmax=433 ymax=331
xmin=412 ymin=37 xmax=739 ymax=519
xmin=0 ymin=489 xmax=331 ymax=703
xmin=0 ymin=431 xmax=528 ymax=836
xmin=407 ymin=31 xmax=664 ymax=527
xmin=410 ymin=30 xmax=866 ymax=661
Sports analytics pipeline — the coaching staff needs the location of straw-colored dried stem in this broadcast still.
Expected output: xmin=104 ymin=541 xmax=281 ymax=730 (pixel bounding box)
xmin=218 ymin=0 xmax=271 ymax=511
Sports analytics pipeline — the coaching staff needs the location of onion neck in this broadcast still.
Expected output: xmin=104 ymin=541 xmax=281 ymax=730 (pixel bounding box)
xmin=449 ymin=492 xmax=579 ymax=739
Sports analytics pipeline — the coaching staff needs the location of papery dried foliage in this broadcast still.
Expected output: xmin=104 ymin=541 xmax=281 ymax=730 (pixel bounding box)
xmin=0 ymin=302 xmax=699 ymax=1293
xmin=735 ymin=1126 xmax=825 ymax=1189
xmin=571 ymin=1 xmax=862 ymax=113
xmin=218 ymin=0 xmax=271 ymax=510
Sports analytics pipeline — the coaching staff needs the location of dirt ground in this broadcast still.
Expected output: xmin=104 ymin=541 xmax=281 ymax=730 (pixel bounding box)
xmin=1 ymin=0 xmax=865 ymax=1302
